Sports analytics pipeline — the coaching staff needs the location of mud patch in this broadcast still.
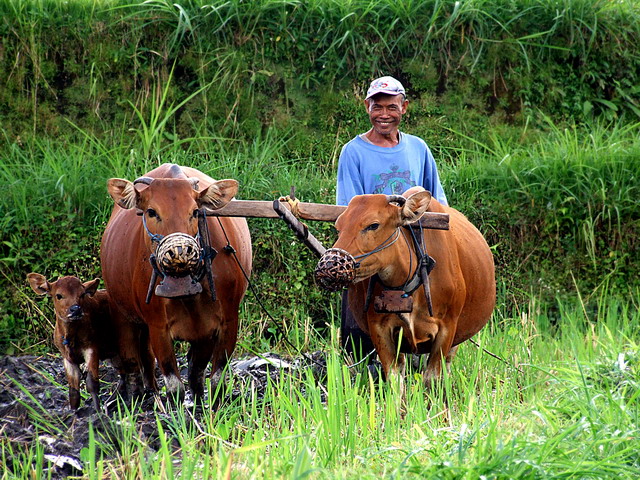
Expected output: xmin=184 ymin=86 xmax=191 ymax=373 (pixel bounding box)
xmin=0 ymin=352 xmax=327 ymax=478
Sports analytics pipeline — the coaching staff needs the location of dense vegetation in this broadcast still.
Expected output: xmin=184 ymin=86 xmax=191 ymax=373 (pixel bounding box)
xmin=1 ymin=0 xmax=639 ymax=478
xmin=1 ymin=0 xmax=638 ymax=353
xmin=4 ymin=298 xmax=640 ymax=478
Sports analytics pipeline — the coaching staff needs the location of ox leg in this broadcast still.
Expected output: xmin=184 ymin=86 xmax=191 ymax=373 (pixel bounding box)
xmin=117 ymin=322 xmax=147 ymax=400
xmin=341 ymin=290 xmax=375 ymax=363
xmin=369 ymin=320 xmax=406 ymax=384
xmin=109 ymin=356 xmax=129 ymax=400
xmin=423 ymin=326 xmax=456 ymax=389
xmin=187 ymin=338 xmax=215 ymax=400
xmin=63 ymin=358 xmax=82 ymax=410
xmin=85 ymin=348 xmax=101 ymax=410
xmin=208 ymin=324 xmax=238 ymax=408
xmin=148 ymin=326 xmax=184 ymax=401
xmin=369 ymin=321 xmax=408 ymax=414
xmin=138 ymin=325 xmax=158 ymax=393
xmin=445 ymin=345 xmax=459 ymax=375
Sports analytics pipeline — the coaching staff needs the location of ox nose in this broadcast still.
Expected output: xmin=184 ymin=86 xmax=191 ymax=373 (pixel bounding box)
xmin=314 ymin=248 xmax=358 ymax=291
xmin=67 ymin=304 xmax=83 ymax=320
xmin=155 ymin=232 xmax=201 ymax=277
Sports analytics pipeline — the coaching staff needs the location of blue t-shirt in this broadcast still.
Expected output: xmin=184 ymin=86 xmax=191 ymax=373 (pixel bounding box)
xmin=336 ymin=133 xmax=448 ymax=206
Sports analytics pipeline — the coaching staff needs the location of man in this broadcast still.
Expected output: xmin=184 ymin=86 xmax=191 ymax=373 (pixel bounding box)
xmin=336 ymin=76 xmax=448 ymax=207
xmin=336 ymin=75 xmax=448 ymax=361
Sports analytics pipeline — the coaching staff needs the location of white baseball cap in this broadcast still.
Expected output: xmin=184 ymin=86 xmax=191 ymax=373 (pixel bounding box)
xmin=365 ymin=76 xmax=406 ymax=100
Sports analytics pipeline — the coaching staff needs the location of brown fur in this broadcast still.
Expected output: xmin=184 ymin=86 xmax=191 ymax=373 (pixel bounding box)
xmin=27 ymin=274 xmax=127 ymax=410
xmin=101 ymin=163 xmax=252 ymax=399
xmin=332 ymin=192 xmax=496 ymax=387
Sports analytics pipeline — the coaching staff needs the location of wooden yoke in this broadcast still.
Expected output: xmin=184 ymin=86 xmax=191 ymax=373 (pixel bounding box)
xmin=208 ymin=199 xmax=343 ymax=221
xmin=208 ymin=199 xmax=450 ymax=229
xmin=206 ymin=190 xmax=450 ymax=259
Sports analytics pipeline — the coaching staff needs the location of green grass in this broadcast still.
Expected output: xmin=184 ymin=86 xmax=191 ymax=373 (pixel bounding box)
xmin=0 ymin=0 xmax=638 ymax=476
xmin=2 ymin=292 xmax=638 ymax=478
xmin=1 ymin=0 xmax=639 ymax=146
xmin=1 ymin=117 xmax=639 ymax=354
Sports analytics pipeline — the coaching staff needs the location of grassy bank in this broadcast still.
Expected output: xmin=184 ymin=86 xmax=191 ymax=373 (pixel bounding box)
xmin=1 ymin=1 xmax=639 ymax=476
xmin=1 ymin=0 xmax=639 ymax=146
xmin=2 ymin=292 xmax=639 ymax=478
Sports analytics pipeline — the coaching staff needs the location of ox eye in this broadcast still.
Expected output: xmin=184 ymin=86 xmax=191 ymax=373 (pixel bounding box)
xmin=146 ymin=208 xmax=158 ymax=219
xmin=192 ymin=209 xmax=200 ymax=219
xmin=364 ymin=223 xmax=380 ymax=232
xmin=55 ymin=294 xmax=63 ymax=300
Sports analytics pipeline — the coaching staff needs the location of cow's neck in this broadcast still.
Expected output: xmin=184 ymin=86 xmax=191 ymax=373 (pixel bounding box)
xmin=377 ymin=231 xmax=416 ymax=288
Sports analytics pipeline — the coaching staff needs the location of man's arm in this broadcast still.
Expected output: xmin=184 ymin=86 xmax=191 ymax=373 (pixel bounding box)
xmin=423 ymin=145 xmax=448 ymax=206
xmin=336 ymin=144 xmax=365 ymax=206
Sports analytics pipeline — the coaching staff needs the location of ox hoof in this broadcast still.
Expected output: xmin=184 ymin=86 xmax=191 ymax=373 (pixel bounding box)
xmin=164 ymin=374 xmax=186 ymax=403
xmin=69 ymin=388 xmax=81 ymax=410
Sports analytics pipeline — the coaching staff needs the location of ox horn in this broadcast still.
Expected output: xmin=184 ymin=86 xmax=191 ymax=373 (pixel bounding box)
xmin=187 ymin=177 xmax=200 ymax=191
xmin=386 ymin=195 xmax=406 ymax=206
xmin=133 ymin=176 xmax=154 ymax=185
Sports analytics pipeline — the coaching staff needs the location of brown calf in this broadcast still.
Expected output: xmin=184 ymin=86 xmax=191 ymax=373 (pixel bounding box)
xmin=27 ymin=274 xmax=126 ymax=410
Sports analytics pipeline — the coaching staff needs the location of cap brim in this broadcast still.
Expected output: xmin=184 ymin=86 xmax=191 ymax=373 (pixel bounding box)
xmin=365 ymin=89 xmax=405 ymax=99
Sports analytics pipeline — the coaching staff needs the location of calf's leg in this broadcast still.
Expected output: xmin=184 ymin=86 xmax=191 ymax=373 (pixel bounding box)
xmin=63 ymin=358 xmax=82 ymax=410
xmin=85 ymin=348 xmax=101 ymax=410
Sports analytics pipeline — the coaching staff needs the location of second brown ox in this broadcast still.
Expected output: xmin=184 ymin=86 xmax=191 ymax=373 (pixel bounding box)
xmin=315 ymin=190 xmax=495 ymax=386
xmin=101 ymin=163 xmax=252 ymax=399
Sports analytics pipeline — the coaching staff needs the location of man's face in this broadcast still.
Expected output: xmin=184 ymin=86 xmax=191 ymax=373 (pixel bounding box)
xmin=365 ymin=93 xmax=408 ymax=137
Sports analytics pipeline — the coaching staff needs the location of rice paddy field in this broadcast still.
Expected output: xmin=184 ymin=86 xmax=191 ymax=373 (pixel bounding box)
xmin=2 ymin=292 xmax=639 ymax=478
xmin=0 ymin=0 xmax=639 ymax=478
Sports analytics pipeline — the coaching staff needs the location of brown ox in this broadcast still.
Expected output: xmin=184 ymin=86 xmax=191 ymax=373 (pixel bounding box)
xmin=101 ymin=163 xmax=252 ymax=399
xmin=27 ymin=274 xmax=125 ymax=410
xmin=315 ymin=191 xmax=495 ymax=387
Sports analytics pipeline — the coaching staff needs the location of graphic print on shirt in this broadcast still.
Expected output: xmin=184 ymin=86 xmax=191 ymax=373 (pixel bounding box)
xmin=372 ymin=165 xmax=416 ymax=195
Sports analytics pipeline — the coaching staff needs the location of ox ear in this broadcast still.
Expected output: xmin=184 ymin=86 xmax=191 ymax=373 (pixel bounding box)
xmin=400 ymin=191 xmax=432 ymax=225
xmin=107 ymin=178 xmax=137 ymax=210
xmin=198 ymin=179 xmax=238 ymax=211
xmin=83 ymin=278 xmax=100 ymax=297
xmin=27 ymin=273 xmax=51 ymax=296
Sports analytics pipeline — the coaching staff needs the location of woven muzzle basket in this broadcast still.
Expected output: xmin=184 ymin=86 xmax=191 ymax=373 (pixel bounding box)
xmin=314 ymin=248 xmax=357 ymax=291
xmin=156 ymin=232 xmax=201 ymax=277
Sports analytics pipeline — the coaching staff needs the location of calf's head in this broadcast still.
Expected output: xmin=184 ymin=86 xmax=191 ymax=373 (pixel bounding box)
xmin=315 ymin=191 xmax=432 ymax=291
xmin=27 ymin=274 xmax=100 ymax=323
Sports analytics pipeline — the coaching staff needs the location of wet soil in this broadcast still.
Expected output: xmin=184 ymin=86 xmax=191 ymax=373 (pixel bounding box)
xmin=0 ymin=352 xmax=328 ymax=478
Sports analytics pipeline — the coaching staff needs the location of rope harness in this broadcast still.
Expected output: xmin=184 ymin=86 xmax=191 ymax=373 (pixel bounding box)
xmin=362 ymin=222 xmax=436 ymax=316
xmin=353 ymin=229 xmax=401 ymax=265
